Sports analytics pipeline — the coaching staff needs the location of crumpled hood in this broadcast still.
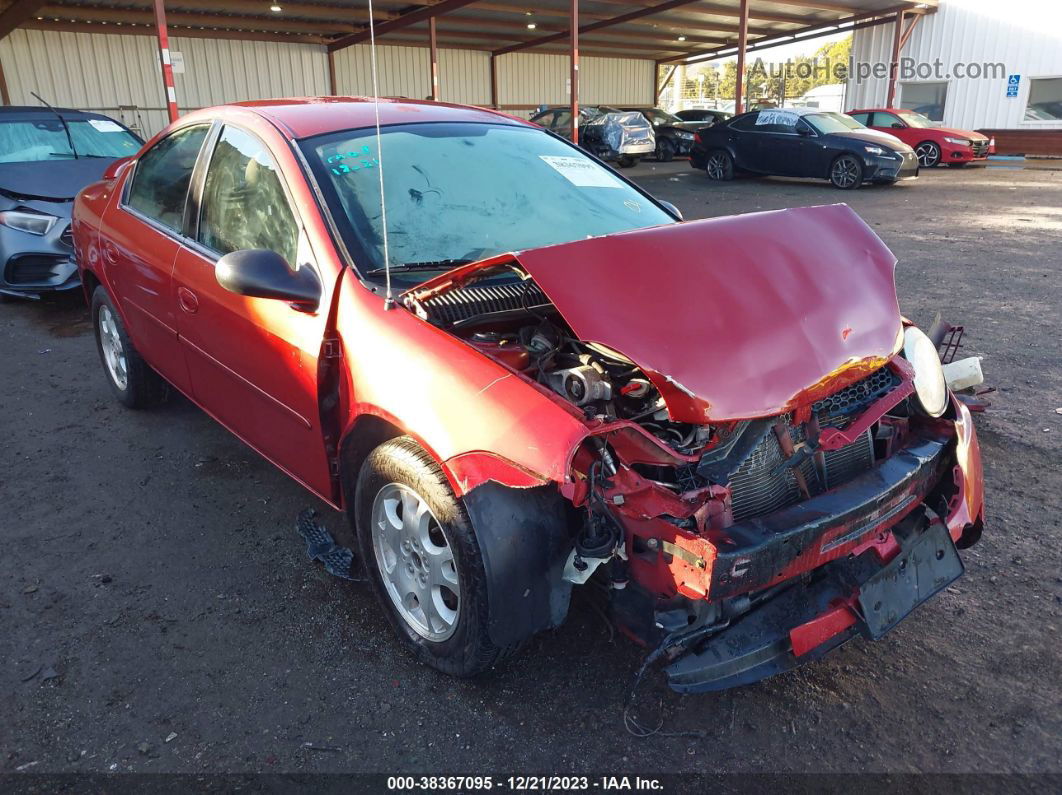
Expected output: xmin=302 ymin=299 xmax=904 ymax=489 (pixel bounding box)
xmin=408 ymin=204 xmax=904 ymax=424
xmin=0 ymin=158 xmax=116 ymax=201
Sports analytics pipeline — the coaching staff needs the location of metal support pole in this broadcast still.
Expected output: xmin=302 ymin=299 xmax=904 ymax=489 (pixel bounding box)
xmin=428 ymin=16 xmax=440 ymax=101
xmin=490 ymin=53 xmax=498 ymax=109
xmin=570 ymin=0 xmax=579 ymax=144
xmin=327 ymin=50 xmax=337 ymax=95
xmin=886 ymin=10 xmax=905 ymax=108
xmin=734 ymin=0 xmax=748 ymax=114
xmin=152 ymin=0 xmax=179 ymax=123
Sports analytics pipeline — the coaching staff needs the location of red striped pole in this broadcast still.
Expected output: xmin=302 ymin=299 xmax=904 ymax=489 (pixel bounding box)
xmin=153 ymin=0 xmax=179 ymax=124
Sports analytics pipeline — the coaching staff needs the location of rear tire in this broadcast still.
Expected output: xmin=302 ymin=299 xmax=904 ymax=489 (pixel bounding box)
xmin=616 ymin=155 xmax=639 ymax=168
xmin=355 ymin=436 xmax=515 ymax=677
xmin=829 ymin=154 xmax=863 ymax=189
xmin=91 ymin=286 xmax=169 ymax=409
xmin=704 ymin=149 xmax=734 ymax=181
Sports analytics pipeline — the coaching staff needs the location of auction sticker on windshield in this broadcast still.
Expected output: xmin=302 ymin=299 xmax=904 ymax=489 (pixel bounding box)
xmin=87 ymin=119 xmax=126 ymax=133
xmin=539 ymin=155 xmax=623 ymax=188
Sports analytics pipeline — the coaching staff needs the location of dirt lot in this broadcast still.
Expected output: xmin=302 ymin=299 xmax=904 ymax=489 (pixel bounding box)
xmin=2 ymin=163 xmax=1060 ymax=780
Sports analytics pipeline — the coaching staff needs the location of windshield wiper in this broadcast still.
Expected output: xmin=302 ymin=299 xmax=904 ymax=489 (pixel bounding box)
xmin=364 ymin=258 xmax=474 ymax=276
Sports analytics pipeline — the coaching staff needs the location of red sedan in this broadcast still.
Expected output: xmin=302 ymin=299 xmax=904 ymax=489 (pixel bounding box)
xmin=72 ymin=98 xmax=984 ymax=692
xmin=848 ymin=108 xmax=995 ymax=168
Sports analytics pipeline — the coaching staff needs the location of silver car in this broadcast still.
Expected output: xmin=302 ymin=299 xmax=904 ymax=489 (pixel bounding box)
xmin=0 ymin=106 xmax=141 ymax=300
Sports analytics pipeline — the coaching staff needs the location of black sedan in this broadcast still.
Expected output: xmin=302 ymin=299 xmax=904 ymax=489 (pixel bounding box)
xmin=690 ymin=109 xmax=919 ymax=189
xmin=0 ymin=106 xmax=142 ymax=299
xmin=620 ymin=107 xmax=699 ymax=161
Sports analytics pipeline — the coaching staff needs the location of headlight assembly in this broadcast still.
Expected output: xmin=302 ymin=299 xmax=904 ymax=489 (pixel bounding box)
xmin=944 ymin=136 xmax=971 ymax=146
xmin=903 ymin=326 xmax=948 ymax=417
xmin=864 ymin=145 xmax=885 ymax=155
xmin=0 ymin=209 xmax=58 ymax=236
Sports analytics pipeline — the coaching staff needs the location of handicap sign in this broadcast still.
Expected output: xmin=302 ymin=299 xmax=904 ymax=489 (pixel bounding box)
xmin=1006 ymin=74 xmax=1020 ymax=98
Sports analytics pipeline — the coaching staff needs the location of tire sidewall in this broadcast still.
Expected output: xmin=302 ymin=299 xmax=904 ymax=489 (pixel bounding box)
xmin=355 ymin=439 xmax=493 ymax=675
xmin=919 ymin=141 xmax=941 ymax=168
xmin=830 ymin=154 xmax=863 ymax=189
xmin=657 ymin=138 xmax=675 ymax=162
xmin=705 ymin=149 xmax=733 ymax=180
xmin=91 ymin=287 xmax=135 ymax=407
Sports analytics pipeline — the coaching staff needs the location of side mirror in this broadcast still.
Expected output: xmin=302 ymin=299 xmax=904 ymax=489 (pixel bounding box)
xmin=797 ymin=126 xmax=813 ymax=136
xmin=215 ymin=249 xmax=321 ymax=311
xmin=102 ymin=156 xmax=134 ymax=181
xmin=658 ymin=200 xmax=683 ymax=221
xmin=891 ymin=122 xmax=906 ymax=129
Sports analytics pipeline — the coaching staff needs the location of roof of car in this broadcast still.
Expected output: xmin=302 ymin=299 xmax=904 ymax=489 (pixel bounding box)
xmin=223 ymin=97 xmax=529 ymax=139
xmin=847 ymin=108 xmax=905 ymax=113
xmin=0 ymin=106 xmax=118 ymax=121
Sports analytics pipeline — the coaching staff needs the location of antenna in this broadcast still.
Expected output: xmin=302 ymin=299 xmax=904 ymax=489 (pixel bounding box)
xmin=31 ymin=91 xmax=77 ymax=159
xmin=366 ymin=0 xmax=394 ymax=310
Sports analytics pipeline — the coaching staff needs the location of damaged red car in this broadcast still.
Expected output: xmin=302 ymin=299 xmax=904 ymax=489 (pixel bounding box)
xmin=72 ymin=98 xmax=984 ymax=692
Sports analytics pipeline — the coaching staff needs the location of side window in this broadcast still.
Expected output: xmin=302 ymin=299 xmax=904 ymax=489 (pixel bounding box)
xmin=197 ymin=126 xmax=298 ymax=265
xmin=795 ymin=119 xmax=815 ymax=135
xmin=552 ymin=111 xmax=572 ymax=131
xmin=126 ymin=124 xmax=210 ymax=232
xmin=849 ymin=112 xmax=872 ymax=126
xmin=878 ymin=112 xmax=903 ymax=128
xmin=730 ymin=113 xmax=760 ymax=131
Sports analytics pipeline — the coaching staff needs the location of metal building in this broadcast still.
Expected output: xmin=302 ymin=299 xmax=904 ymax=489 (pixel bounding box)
xmin=847 ymin=0 xmax=1062 ymax=154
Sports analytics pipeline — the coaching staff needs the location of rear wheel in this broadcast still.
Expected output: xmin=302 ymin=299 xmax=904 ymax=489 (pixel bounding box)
xmin=91 ymin=287 xmax=169 ymax=409
xmin=704 ymin=149 xmax=734 ymax=181
xmin=916 ymin=141 xmax=942 ymax=168
xmin=616 ymin=155 xmax=639 ymax=168
xmin=355 ymin=436 xmax=514 ymax=677
xmin=656 ymin=138 xmax=675 ymax=162
xmin=829 ymin=154 xmax=863 ymax=189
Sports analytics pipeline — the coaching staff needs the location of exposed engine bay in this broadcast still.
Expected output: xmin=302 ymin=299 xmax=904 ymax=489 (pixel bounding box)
xmin=404 ymin=234 xmax=983 ymax=693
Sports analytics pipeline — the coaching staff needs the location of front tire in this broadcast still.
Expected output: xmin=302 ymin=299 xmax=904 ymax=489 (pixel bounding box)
xmin=916 ymin=141 xmax=942 ymax=168
xmin=829 ymin=154 xmax=863 ymax=189
xmin=355 ymin=436 xmax=513 ymax=677
xmin=704 ymin=149 xmax=734 ymax=180
xmin=656 ymin=138 xmax=675 ymax=162
xmin=91 ymin=286 xmax=169 ymax=409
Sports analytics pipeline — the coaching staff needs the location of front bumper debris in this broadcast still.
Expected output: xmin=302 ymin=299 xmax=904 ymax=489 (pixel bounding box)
xmin=665 ymin=516 xmax=962 ymax=692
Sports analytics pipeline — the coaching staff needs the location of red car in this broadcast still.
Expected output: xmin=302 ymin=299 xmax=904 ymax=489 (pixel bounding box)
xmin=847 ymin=108 xmax=994 ymax=168
xmin=72 ymin=98 xmax=984 ymax=692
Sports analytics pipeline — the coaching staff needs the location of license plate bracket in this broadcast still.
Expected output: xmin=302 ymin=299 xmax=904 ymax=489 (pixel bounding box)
xmin=858 ymin=522 xmax=963 ymax=640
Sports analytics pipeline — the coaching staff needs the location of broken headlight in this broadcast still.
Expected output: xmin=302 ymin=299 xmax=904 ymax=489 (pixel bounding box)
xmin=903 ymin=326 xmax=948 ymax=417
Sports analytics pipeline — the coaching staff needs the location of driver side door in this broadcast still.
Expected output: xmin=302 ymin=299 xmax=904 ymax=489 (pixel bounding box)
xmin=171 ymin=123 xmax=334 ymax=498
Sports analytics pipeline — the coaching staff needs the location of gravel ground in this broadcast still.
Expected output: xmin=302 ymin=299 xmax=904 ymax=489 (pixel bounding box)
xmin=1 ymin=162 xmax=1060 ymax=779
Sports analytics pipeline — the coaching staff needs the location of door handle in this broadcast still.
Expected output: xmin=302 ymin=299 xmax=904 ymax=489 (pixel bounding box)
xmin=177 ymin=286 xmax=199 ymax=314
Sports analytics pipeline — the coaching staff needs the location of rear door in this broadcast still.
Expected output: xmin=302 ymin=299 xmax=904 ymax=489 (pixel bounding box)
xmin=171 ymin=123 xmax=334 ymax=498
xmin=104 ymin=123 xmax=212 ymax=394
xmin=726 ymin=113 xmax=762 ymax=171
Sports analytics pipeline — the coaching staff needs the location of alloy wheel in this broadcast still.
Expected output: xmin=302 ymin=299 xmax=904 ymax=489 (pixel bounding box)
xmin=706 ymin=152 xmax=729 ymax=179
xmin=370 ymin=482 xmax=460 ymax=642
xmin=916 ymin=142 xmax=941 ymax=168
xmin=831 ymin=157 xmax=860 ymax=188
xmin=98 ymin=304 xmax=128 ymax=391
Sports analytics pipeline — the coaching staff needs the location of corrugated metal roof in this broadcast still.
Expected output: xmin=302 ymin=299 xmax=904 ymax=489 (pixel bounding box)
xmin=9 ymin=1 xmax=936 ymax=62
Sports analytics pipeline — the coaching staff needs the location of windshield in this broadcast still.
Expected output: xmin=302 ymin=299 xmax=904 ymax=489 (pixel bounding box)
xmin=896 ymin=110 xmax=934 ymax=128
xmin=0 ymin=118 xmax=141 ymax=162
xmin=805 ymin=112 xmax=866 ymax=134
xmin=303 ymin=122 xmax=674 ymax=282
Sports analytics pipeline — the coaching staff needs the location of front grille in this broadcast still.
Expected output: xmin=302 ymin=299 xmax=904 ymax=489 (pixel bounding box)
xmin=4 ymin=254 xmax=66 ymax=285
xmin=971 ymin=139 xmax=990 ymax=157
xmin=728 ymin=421 xmax=874 ymax=522
xmin=726 ymin=366 xmax=898 ymax=522
xmin=420 ymin=281 xmax=549 ymax=325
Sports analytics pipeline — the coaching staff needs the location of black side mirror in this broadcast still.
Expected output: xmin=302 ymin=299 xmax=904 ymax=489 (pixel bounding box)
xmin=891 ymin=122 xmax=906 ymax=129
xmin=215 ymin=249 xmax=321 ymax=311
xmin=658 ymin=200 xmax=683 ymax=220
xmin=797 ymin=126 xmax=813 ymax=136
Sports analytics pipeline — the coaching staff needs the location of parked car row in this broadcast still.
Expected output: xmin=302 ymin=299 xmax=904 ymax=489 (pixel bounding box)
xmin=691 ymin=106 xmax=994 ymax=189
